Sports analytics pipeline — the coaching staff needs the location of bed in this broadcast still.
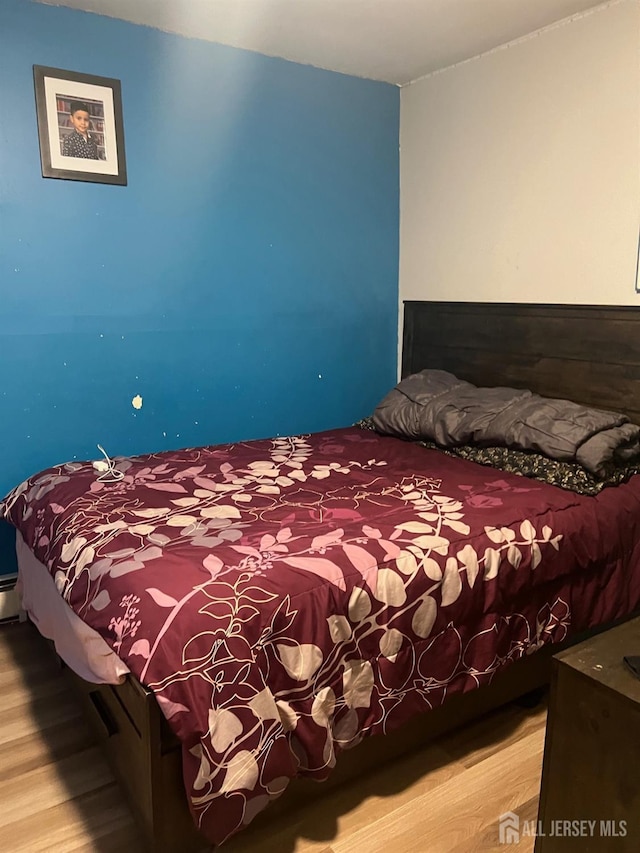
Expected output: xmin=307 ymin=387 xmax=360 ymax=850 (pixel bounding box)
xmin=4 ymin=300 xmax=640 ymax=852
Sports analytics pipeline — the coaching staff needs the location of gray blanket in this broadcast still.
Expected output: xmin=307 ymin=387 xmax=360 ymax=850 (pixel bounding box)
xmin=372 ymin=370 xmax=640 ymax=478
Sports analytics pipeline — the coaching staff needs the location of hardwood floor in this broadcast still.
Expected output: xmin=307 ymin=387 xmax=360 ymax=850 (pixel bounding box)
xmin=0 ymin=620 xmax=546 ymax=852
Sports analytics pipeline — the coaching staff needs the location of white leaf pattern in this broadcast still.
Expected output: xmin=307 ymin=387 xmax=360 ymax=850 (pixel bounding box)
xmin=520 ymin=520 xmax=536 ymax=542
xmin=374 ymin=569 xmax=406 ymax=606
xmin=327 ymin=615 xmax=352 ymax=643
xmin=348 ymin=587 xmax=372 ymax=622
xmin=396 ymin=550 xmax=418 ymax=575
xmin=507 ymin=544 xmax=522 ymax=568
xmin=219 ymin=751 xmax=259 ymax=793
xmin=248 ymin=689 xmax=279 ymax=722
xmin=342 ymin=660 xmax=374 ymax=709
xmin=484 ymin=527 xmax=504 ymax=544
xmin=484 ymin=547 xmax=501 ymax=580
xmin=457 ymin=544 xmax=479 ymax=588
xmin=311 ymin=686 xmax=336 ymax=726
xmin=423 ymin=557 xmax=443 ymax=581
xmin=441 ymin=558 xmax=462 ymax=606
xmin=379 ymin=628 xmax=403 ymax=661
xmin=209 ymin=708 xmax=243 ymax=752
xmin=334 ymin=708 xmax=359 ymax=744
xmin=412 ymin=595 xmax=437 ymax=638
xmin=276 ymin=643 xmax=323 ymax=681
xmin=276 ymin=700 xmax=298 ymax=731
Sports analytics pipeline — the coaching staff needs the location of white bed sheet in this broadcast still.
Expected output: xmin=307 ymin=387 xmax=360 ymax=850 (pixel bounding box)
xmin=16 ymin=531 xmax=129 ymax=685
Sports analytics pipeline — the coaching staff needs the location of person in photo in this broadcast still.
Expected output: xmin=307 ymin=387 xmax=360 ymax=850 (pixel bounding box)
xmin=62 ymin=100 xmax=100 ymax=159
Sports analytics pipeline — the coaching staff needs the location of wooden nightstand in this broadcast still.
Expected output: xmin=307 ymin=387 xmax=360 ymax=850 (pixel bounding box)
xmin=535 ymin=617 xmax=640 ymax=852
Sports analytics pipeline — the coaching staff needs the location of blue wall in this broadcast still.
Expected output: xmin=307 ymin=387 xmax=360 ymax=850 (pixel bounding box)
xmin=0 ymin=0 xmax=399 ymax=572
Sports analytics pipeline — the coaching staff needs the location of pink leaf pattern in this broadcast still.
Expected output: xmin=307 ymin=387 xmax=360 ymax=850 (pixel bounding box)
xmin=156 ymin=694 xmax=190 ymax=718
xmin=129 ymin=638 xmax=151 ymax=658
xmin=146 ymin=588 xmax=180 ymax=608
xmin=2 ymin=426 xmax=640 ymax=846
xmin=281 ymin=557 xmax=348 ymax=591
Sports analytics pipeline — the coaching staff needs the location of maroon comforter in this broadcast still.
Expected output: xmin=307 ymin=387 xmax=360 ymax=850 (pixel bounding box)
xmin=3 ymin=427 xmax=640 ymax=845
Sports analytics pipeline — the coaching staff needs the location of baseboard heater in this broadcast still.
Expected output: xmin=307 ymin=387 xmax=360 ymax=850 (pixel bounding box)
xmin=0 ymin=575 xmax=20 ymax=622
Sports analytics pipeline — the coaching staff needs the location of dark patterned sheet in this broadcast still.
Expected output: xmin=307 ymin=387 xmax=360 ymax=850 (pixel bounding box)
xmin=357 ymin=417 xmax=640 ymax=495
xmin=3 ymin=427 xmax=640 ymax=846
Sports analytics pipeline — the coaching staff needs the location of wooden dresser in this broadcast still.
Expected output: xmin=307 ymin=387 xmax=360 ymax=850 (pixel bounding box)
xmin=535 ymin=616 xmax=640 ymax=852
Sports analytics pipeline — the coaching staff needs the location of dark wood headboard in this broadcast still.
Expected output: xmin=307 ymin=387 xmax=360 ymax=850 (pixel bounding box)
xmin=402 ymin=302 xmax=640 ymax=425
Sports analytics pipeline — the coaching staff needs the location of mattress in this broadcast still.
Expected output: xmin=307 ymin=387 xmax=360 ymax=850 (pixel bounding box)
xmin=4 ymin=426 xmax=640 ymax=845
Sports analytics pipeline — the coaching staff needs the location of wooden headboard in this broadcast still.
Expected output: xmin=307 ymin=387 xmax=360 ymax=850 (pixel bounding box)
xmin=402 ymin=302 xmax=640 ymax=425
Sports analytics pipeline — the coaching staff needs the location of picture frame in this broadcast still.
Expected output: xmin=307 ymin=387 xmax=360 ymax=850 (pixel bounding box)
xmin=33 ymin=65 xmax=127 ymax=186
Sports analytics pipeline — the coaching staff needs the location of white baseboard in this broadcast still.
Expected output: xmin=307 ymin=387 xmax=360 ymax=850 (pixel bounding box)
xmin=0 ymin=575 xmax=20 ymax=622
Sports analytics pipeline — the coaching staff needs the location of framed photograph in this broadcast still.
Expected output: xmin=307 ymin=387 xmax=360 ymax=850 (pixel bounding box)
xmin=33 ymin=65 xmax=127 ymax=185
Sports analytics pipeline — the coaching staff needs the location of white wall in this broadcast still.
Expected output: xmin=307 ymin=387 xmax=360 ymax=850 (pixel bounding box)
xmin=400 ymin=0 xmax=640 ymax=305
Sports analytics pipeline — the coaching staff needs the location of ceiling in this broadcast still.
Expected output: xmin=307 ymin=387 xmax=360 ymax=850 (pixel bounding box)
xmin=38 ymin=0 xmax=609 ymax=85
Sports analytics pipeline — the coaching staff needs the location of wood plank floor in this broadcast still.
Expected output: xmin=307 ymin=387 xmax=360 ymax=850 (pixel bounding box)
xmin=0 ymin=620 xmax=547 ymax=852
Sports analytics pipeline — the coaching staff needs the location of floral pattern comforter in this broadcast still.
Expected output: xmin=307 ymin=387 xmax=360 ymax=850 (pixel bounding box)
xmin=3 ymin=427 xmax=640 ymax=846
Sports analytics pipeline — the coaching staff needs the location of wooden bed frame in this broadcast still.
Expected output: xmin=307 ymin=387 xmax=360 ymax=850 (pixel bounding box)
xmin=59 ymin=301 xmax=640 ymax=852
xmin=402 ymin=301 xmax=640 ymax=424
